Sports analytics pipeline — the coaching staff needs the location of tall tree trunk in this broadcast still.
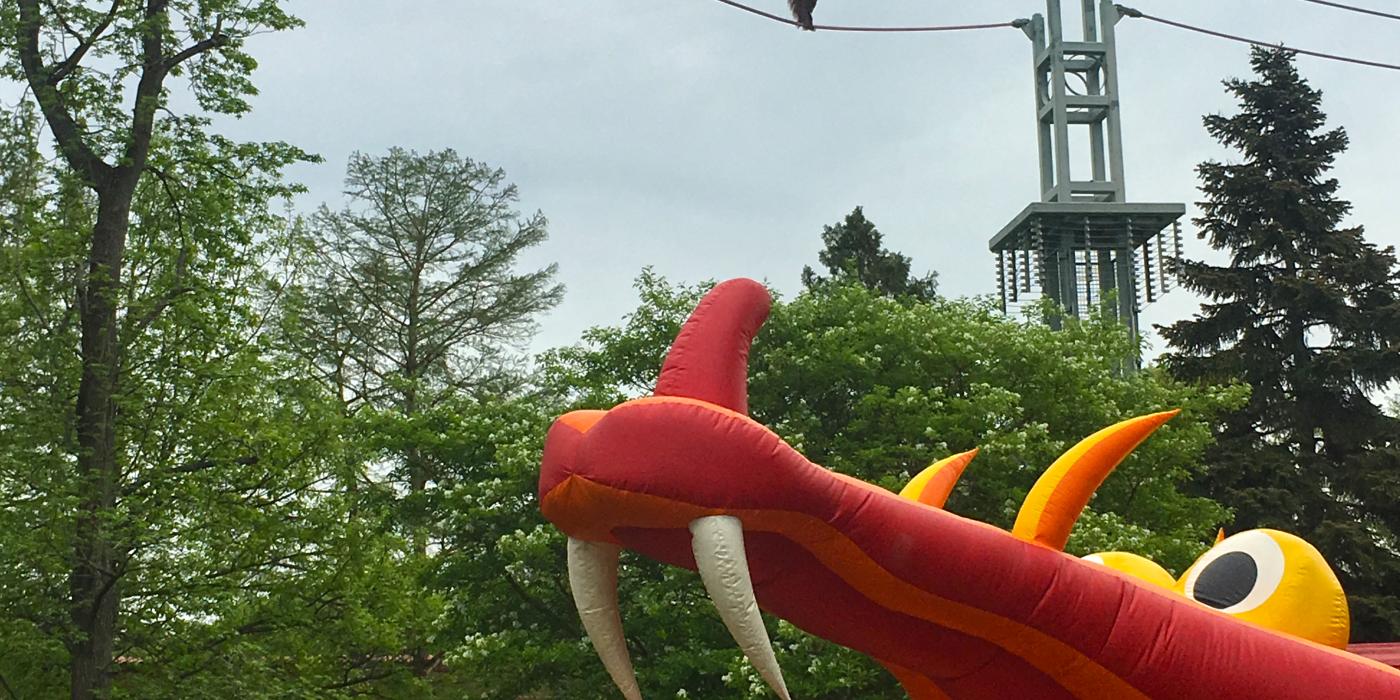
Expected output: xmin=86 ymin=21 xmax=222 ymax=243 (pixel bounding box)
xmin=405 ymin=273 xmax=427 ymax=547
xmin=69 ymin=188 xmax=132 ymax=700
xmin=404 ymin=381 xmax=429 ymax=553
xmin=13 ymin=1 xmax=238 ymax=695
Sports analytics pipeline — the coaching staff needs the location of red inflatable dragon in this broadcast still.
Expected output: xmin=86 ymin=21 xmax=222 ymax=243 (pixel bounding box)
xmin=538 ymin=278 xmax=1400 ymax=699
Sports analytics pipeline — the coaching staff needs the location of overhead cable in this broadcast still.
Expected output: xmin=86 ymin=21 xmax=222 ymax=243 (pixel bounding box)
xmin=1116 ymin=5 xmax=1400 ymax=72
xmin=709 ymin=0 xmax=1026 ymax=33
xmin=1298 ymin=0 xmax=1400 ymax=22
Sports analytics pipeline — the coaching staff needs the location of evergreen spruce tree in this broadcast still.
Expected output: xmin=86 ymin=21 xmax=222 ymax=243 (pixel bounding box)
xmin=1160 ymin=47 xmax=1400 ymax=641
xmin=802 ymin=206 xmax=938 ymax=300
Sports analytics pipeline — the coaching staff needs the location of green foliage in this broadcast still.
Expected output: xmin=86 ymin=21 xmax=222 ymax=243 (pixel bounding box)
xmin=801 ymin=207 xmax=938 ymax=301
xmin=1160 ymin=47 xmax=1400 ymax=641
xmin=405 ymin=393 xmax=606 ymax=698
xmin=0 ymin=104 xmax=82 ymax=696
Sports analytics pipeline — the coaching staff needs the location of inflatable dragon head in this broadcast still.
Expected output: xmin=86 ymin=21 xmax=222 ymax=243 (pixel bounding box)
xmin=538 ymin=279 xmax=1397 ymax=699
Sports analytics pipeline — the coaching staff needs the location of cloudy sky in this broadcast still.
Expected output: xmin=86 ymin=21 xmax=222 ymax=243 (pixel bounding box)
xmin=30 ymin=1 xmax=1400 ymax=355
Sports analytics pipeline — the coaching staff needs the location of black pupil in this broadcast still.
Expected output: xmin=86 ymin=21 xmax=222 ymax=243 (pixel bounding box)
xmin=1193 ymin=551 xmax=1259 ymax=609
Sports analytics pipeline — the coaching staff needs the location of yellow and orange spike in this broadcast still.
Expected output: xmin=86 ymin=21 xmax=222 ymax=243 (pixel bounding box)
xmin=899 ymin=449 xmax=979 ymax=509
xmin=1012 ymin=410 xmax=1181 ymax=551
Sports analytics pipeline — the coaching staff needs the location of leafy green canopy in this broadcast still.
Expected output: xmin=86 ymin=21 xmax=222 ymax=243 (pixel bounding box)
xmin=443 ymin=271 xmax=1240 ymax=699
xmin=1160 ymin=47 xmax=1400 ymax=642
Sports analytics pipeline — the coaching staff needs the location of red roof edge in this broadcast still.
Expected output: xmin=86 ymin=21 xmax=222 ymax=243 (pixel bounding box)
xmin=1349 ymin=643 xmax=1400 ymax=669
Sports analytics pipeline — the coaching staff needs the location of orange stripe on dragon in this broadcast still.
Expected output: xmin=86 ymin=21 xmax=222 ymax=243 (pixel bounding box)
xmin=538 ymin=278 xmax=1400 ymax=699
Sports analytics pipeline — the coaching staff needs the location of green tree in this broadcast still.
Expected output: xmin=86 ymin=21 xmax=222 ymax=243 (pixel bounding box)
xmin=456 ymin=271 xmax=1238 ymax=699
xmin=279 ymin=147 xmax=563 ymax=691
xmin=0 ymin=106 xmax=384 ymax=698
xmin=298 ymin=148 xmax=563 ymax=419
xmin=294 ymin=146 xmax=562 ymax=550
xmin=801 ymin=207 xmax=938 ymax=300
xmin=1 ymin=2 xmax=304 ymax=695
xmin=1160 ymin=47 xmax=1400 ymax=641
xmin=0 ymin=99 xmax=72 ymax=700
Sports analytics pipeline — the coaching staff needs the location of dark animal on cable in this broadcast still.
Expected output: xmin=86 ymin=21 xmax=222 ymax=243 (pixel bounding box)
xmin=788 ymin=0 xmax=817 ymax=30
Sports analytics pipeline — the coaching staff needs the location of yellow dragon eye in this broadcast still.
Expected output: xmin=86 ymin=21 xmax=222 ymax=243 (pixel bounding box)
xmin=1175 ymin=529 xmax=1351 ymax=649
xmin=1181 ymin=530 xmax=1286 ymax=614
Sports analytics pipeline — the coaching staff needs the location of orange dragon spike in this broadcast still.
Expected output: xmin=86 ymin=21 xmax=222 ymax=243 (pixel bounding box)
xmin=1012 ymin=410 xmax=1180 ymax=551
xmin=900 ymin=449 xmax=979 ymax=509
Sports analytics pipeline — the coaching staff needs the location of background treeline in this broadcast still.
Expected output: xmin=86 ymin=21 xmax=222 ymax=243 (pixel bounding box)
xmin=1 ymin=3 xmax=1398 ymax=699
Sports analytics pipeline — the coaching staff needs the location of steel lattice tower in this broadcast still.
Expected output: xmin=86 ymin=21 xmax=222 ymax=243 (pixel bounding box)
xmin=989 ymin=0 xmax=1183 ymax=346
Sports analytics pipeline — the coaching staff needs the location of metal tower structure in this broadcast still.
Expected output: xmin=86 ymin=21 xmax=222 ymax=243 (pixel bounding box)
xmin=989 ymin=0 xmax=1183 ymax=344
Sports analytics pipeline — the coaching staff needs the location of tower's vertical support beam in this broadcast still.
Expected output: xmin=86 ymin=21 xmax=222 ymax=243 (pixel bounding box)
xmin=1157 ymin=224 xmax=1173 ymax=292
xmin=1115 ymin=221 xmax=1138 ymax=341
xmin=1082 ymin=221 xmax=1095 ymax=309
xmin=1097 ymin=249 xmax=1116 ymax=316
xmin=1082 ymin=0 xmax=1108 ymax=184
xmin=1142 ymin=236 xmax=1156 ymax=304
xmin=1058 ymin=231 xmax=1080 ymax=319
xmin=1028 ymin=15 xmax=1054 ymax=200
xmin=1100 ymin=0 xmax=1128 ymax=201
xmin=1081 ymin=0 xmax=1098 ymax=40
xmin=1036 ymin=221 xmax=1064 ymax=329
xmin=1009 ymin=249 xmax=1020 ymax=304
xmin=997 ymin=251 xmax=1008 ymax=312
xmin=1047 ymin=0 xmax=1072 ymax=201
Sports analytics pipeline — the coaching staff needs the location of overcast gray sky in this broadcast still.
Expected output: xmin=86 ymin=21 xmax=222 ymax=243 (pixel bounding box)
xmin=31 ymin=1 xmax=1400 ymax=355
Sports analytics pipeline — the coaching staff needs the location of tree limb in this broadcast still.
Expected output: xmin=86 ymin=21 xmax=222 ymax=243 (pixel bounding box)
xmin=321 ymin=668 xmax=398 ymax=692
xmin=171 ymin=454 xmax=260 ymax=475
xmin=0 ymin=671 xmax=18 ymax=700
xmin=118 ymin=0 xmax=172 ymax=185
xmin=46 ymin=0 xmax=123 ymax=85
xmin=120 ymin=241 xmax=191 ymax=346
xmin=501 ymin=568 xmax=577 ymax=639
xmin=13 ymin=0 xmax=113 ymax=187
xmin=163 ymin=29 xmax=228 ymax=72
xmin=122 ymin=455 xmax=259 ymax=495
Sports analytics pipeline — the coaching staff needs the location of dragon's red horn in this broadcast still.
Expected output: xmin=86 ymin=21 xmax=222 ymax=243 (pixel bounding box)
xmin=654 ymin=278 xmax=771 ymax=415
